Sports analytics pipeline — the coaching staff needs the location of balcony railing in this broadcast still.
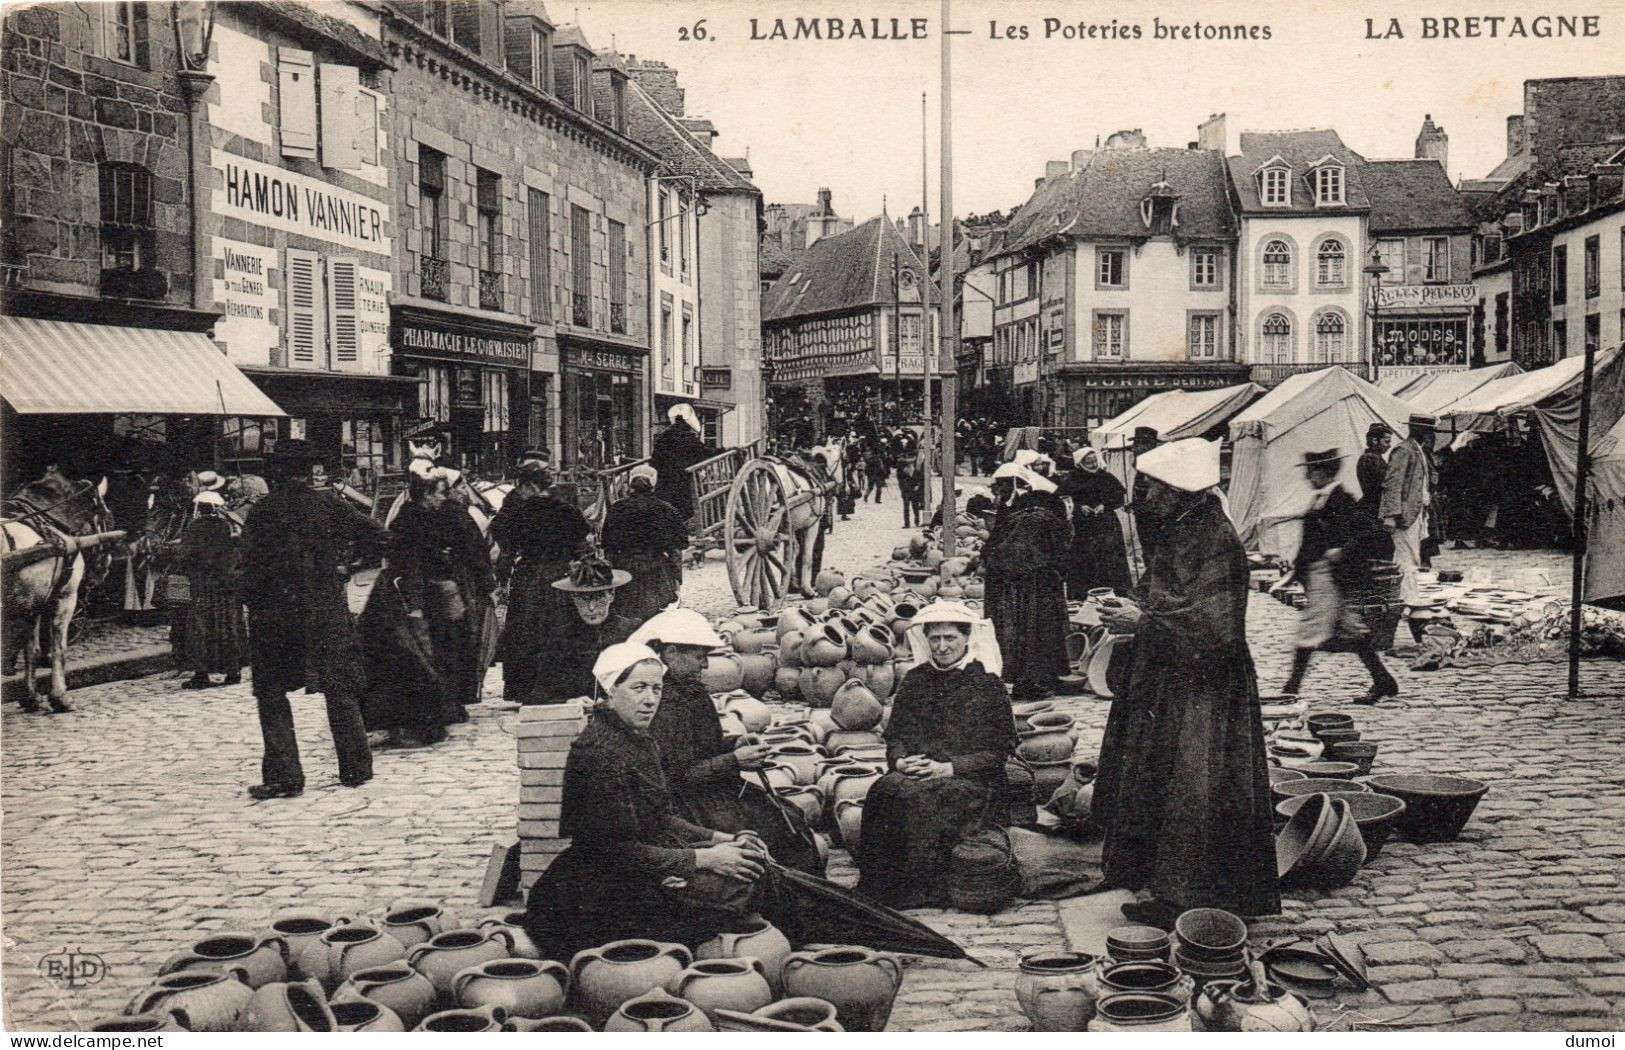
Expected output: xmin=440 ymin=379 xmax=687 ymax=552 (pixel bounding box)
xmin=478 ymin=269 xmax=503 ymax=312
xmin=1250 ymin=361 xmax=1372 ymax=387
xmin=572 ymin=291 xmax=591 ymax=327
xmin=420 ymin=256 xmax=450 ymax=301
xmin=609 ymin=301 xmax=626 ymax=334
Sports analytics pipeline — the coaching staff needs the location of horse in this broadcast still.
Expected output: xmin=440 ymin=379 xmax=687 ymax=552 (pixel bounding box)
xmin=772 ymin=447 xmax=839 ymax=598
xmin=3 ymin=468 xmax=119 ymax=712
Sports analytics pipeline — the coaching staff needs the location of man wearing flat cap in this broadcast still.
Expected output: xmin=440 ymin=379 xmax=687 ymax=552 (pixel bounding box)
xmin=527 ymin=554 xmax=639 ymax=704
xmin=1380 ymin=415 xmax=1433 ymax=621
xmin=1356 ymin=423 xmax=1393 ymax=514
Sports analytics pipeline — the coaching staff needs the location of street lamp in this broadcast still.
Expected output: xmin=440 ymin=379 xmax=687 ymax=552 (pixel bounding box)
xmin=1363 ymin=244 xmax=1390 ymax=382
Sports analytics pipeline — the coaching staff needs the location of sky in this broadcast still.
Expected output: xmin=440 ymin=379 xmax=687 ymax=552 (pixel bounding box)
xmin=573 ymin=0 xmax=1624 ymax=222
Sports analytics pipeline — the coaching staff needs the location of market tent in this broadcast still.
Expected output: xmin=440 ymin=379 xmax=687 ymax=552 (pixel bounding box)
xmin=1090 ymin=382 xmax=1264 ymax=489
xmin=1397 ymin=362 xmax=1524 ymax=417
xmin=1586 ymin=411 xmax=1625 ymax=609
xmin=1227 ymin=367 xmax=1413 ymax=559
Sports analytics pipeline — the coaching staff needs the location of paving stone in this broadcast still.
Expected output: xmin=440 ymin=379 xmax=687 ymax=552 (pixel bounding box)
xmin=1472 ymin=977 xmax=1576 ymax=998
xmin=1381 ymin=980 xmax=1465 ymax=1004
xmin=1363 ymin=941 xmax=1447 ymax=965
xmin=1530 ymin=934 xmax=1616 ymax=961
xmin=1453 ymin=998 xmax=1522 ymax=1018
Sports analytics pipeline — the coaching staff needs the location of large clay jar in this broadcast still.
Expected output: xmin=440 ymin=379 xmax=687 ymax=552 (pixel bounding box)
xmin=831 ymin=679 xmax=884 ymax=730
xmin=331 ymin=963 xmax=438 ymax=1029
xmin=864 ymin=660 xmax=897 ymax=701
xmin=827 ymin=585 xmax=853 ymax=609
xmin=414 ymin=1005 xmax=512 ymax=1032
xmin=697 ymin=917 xmax=794 ymax=994
xmin=781 ymin=948 xmax=902 ymax=1032
xmin=1096 ymin=960 xmax=1193 ymax=1004
xmin=888 ymin=600 xmax=922 ymax=639
xmin=731 ymin=628 xmax=773 ymax=654
xmin=808 ymin=709 xmax=837 ymax=744
xmin=510 ymin=1016 xmax=594 ymax=1031
xmin=835 ymin=799 xmax=864 ymax=853
xmin=265 ymin=911 xmax=349 ymax=976
xmin=827 ymin=729 xmax=886 ymax=753
xmin=825 ymin=765 xmax=882 ymax=805
xmin=570 ymin=939 xmax=692 ymax=1026
xmin=755 ymin=762 xmax=799 ymax=792
xmin=736 ymin=652 xmax=778 ymax=699
xmin=380 ymin=899 xmax=460 ymax=949
xmin=773 ymin=666 xmax=803 ymax=698
xmin=671 ymin=958 xmax=775 ymax=1021
xmin=776 ymin=607 xmax=812 ymax=641
xmin=1015 ymin=951 xmax=1099 ymax=1032
xmin=298 ymin=923 xmax=407 ymax=993
xmin=850 ymin=577 xmax=878 ymax=601
xmin=126 ymin=971 xmax=252 ymax=1033
xmin=478 ymin=913 xmax=542 ymax=960
xmin=604 ymin=988 xmax=714 ymax=1032
xmin=329 ymin=1000 xmax=406 ymax=1032
xmin=452 ymin=958 xmax=570 ymax=1020
xmin=1018 ymin=731 xmax=1076 ymax=765
xmin=770 ymin=743 xmax=824 ymax=784
xmin=1088 ymin=992 xmax=1193 ymax=1033
xmin=801 ymin=665 xmax=846 ymax=707
xmin=88 ymin=1013 xmax=188 ymax=1033
xmin=849 ymin=626 xmax=892 ymax=665
xmin=702 ymin=652 xmax=745 ymax=693
xmin=777 ymin=630 xmax=806 ymax=668
xmin=159 ymin=931 xmax=289 ymax=989
xmin=407 ymin=928 xmax=517 ymax=1004
xmin=752 ymin=998 xmax=845 ymax=1031
xmin=814 ymin=569 xmax=845 ymax=596
xmin=1195 ymin=979 xmax=1314 ymax=1033
xmin=239 ymin=978 xmax=336 ymax=1032
xmin=724 ymin=694 xmax=772 ymax=734
xmin=776 ymin=784 xmax=825 ymax=826
xmin=802 ymin=626 xmax=848 ymax=668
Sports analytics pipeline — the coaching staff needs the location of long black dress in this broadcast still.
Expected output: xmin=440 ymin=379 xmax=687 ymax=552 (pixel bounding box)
xmin=1055 ymin=469 xmax=1132 ymax=598
xmin=600 ymin=491 xmax=688 ymax=625
xmin=855 ymin=660 xmax=1016 ymax=908
xmin=651 ymin=422 xmax=715 ymax=527
xmin=982 ymin=492 xmax=1072 ymax=700
xmin=176 ymin=515 xmax=249 ymax=676
xmin=1092 ymin=493 xmax=1280 ymax=918
xmin=492 ymin=491 xmax=591 ymax=703
xmin=523 ymin=709 xmax=756 ymax=962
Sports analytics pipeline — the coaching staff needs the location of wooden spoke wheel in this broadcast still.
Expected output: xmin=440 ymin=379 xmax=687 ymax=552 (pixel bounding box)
xmin=724 ymin=458 xmax=797 ymax=610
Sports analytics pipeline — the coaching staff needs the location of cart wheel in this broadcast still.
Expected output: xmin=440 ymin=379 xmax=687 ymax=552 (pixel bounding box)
xmin=724 ymin=459 xmax=796 ymax=610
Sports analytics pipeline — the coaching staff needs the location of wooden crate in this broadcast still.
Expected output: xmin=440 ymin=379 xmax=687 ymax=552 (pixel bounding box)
xmin=515 ymin=701 xmax=589 ymax=891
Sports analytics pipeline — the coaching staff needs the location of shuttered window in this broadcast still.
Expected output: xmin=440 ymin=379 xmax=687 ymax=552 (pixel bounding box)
xmin=277 ymin=48 xmax=317 ymax=160
xmin=286 ymin=249 xmax=323 ymax=368
xmin=318 ymin=64 xmax=360 ymax=169
xmin=355 ymin=89 xmax=380 ymax=167
xmin=326 ymin=256 xmax=360 ymax=370
xmin=527 ymin=188 xmax=552 ymax=322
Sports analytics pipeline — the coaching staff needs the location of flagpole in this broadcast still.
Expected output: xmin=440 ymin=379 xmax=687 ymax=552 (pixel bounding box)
xmin=938 ymin=0 xmax=958 ymax=557
xmin=920 ymin=91 xmax=932 ymax=494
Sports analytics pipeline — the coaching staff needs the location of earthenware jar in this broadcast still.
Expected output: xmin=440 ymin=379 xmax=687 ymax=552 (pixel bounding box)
xmin=477 ymin=913 xmax=541 ymax=960
xmin=702 ymin=652 xmax=745 ymax=693
xmin=239 ymin=978 xmax=336 ymax=1032
xmin=1096 ymin=960 xmax=1193 ymax=1004
xmin=1015 ymin=951 xmax=1099 ymax=1032
xmin=825 ymin=765 xmax=882 ymax=804
xmin=570 ymin=939 xmax=692 ymax=1025
xmin=452 ymin=958 xmax=569 ymax=1020
xmin=835 ymin=799 xmax=864 ymax=852
xmin=781 ymin=947 xmax=902 ymax=1032
xmin=380 ymin=900 xmax=460 ymax=949
xmin=802 ymin=626 xmax=848 ymax=668
xmin=126 ymin=971 xmax=252 ymax=1033
xmin=732 ymin=628 xmax=775 ymax=654
xmin=671 ymin=958 xmax=775 ymax=1021
xmin=888 ymin=601 xmax=921 ymax=639
xmin=414 ymin=1005 xmax=511 ymax=1032
xmin=1089 ymin=992 xmax=1192 ymax=1032
xmin=407 ymin=928 xmax=517 ymax=1003
xmin=827 ymin=729 xmax=886 ymax=753
xmin=331 ymin=964 xmax=437 ymax=1029
xmin=800 ymin=665 xmax=847 ymax=705
xmin=298 ymin=923 xmax=407 ymax=993
xmin=815 ymin=569 xmax=845 ymax=595
xmin=329 ymin=1000 xmax=406 ymax=1032
xmin=1195 ymin=977 xmax=1314 ymax=1032
xmin=770 ymin=742 xmax=825 ymax=784
xmin=752 ymin=997 xmax=845 ymax=1031
xmin=510 ymin=1016 xmax=595 ymax=1031
xmin=604 ymin=987 xmax=714 ymax=1032
xmin=724 ymin=694 xmax=772 ymax=733
xmin=697 ymin=917 xmax=794 ymax=993
xmin=863 ymin=659 xmax=897 ymax=700
xmin=265 ymin=911 xmax=350 ymax=975
xmin=773 ymin=665 xmax=803 ymax=697
xmin=88 ymin=1013 xmax=188 ymax=1033
xmin=776 ymin=784 xmax=825 ymax=825
xmin=736 ymin=652 xmax=778 ymax=699
xmin=159 ymin=931 xmax=289 ymax=989
xmin=831 ymin=679 xmax=884 ymax=729
xmin=776 ymin=608 xmax=813 ymax=640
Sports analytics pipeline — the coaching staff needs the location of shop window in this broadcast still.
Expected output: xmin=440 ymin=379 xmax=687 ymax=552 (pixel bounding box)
xmin=482 ymin=370 xmax=510 ymax=434
xmin=342 ymin=419 xmax=388 ymax=487
xmin=99 ymin=162 xmax=161 ymax=299
xmin=608 ymin=219 xmax=627 ymax=333
xmin=1316 ymin=238 xmax=1346 ymax=286
xmin=1584 ymin=235 xmax=1600 ymax=299
xmin=1096 ymin=249 xmax=1126 ymax=289
xmin=1552 ymin=244 xmax=1567 ymax=304
xmin=420 ymin=364 xmax=452 ymax=422
xmin=1192 ymin=248 xmax=1219 ymax=289
xmin=1188 ymin=313 xmax=1220 ymax=359
xmin=1314 ymin=311 xmax=1347 ymax=363
xmin=527 ymin=188 xmax=552 ymax=322
xmin=1423 ymin=237 xmax=1450 ymax=283
xmin=1262 ymin=240 xmax=1292 ymax=288
xmin=1262 ymin=312 xmax=1293 ymax=363
xmin=1092 ymin=312 xmax=1126 ymax=359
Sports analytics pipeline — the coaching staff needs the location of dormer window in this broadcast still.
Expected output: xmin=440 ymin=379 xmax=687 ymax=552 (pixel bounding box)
xmin=1262 ymin=167 xmax=1290 ymax=207
xmin=1315 ymin=165 xmax=1345 ymax=205
xmin=572 ymin=54 xmax=590 ymax=110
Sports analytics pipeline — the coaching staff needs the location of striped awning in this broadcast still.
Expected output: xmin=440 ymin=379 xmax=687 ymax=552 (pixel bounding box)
xmin=0 ymin=316 xmax=285 ymax=416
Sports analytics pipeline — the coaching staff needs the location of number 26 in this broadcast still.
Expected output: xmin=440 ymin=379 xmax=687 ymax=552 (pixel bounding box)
xmin=677 ymin=19 xmax=708 ymax=41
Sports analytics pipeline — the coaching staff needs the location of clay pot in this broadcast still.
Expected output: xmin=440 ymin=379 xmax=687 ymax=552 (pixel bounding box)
xmin=831 ymin=679 xmax=884 ymax=730
xmin=453 ymin=958 xmax=570 ymax=1020
xmin=773 ymin=666 xmax=803 ymax=697
xmin=887 ymin=601 xmax=922 ymax=639
xmin=776 ymin=608 xmax=813 ymax=640
xmin=851 ymin=578 xmax=878 ymax=601
xmin=776 ymin=785 xmax=826 ymax=826
xmin=239 ymin=979 xmax=336 ymax=1032
xmin=937 ymin=583 xmax=965 ymax=599
xmin=827 ymin=585 xmax=853 ymax=609
xmin=800 ymin=665 xmax=847 ymax=706
xmin=730 ymin=629 xmax=771 ymax=654
xmin=835 ymin=799 xmax=864 ymax=852
xmin=802 ymin=626 xmax=848 ymax=668
xmin=697 ymin=917 xmax=794 ymax=993
xmin=724 ymin=694 xmax=772 ymax=733
xmin=963 ymin=582 xmax=985 ymax=599
xmin=864 ymin=660 xmax=897 ymax=700
xmin=1022 ymin=711 xmax=1076 ymax=737
xmin=847 ymin=625 xmax=892 ymax=665
xmin=1195 ymin=978 xmax=1314 ymax=1032
xmin=1097 ymin=960 xmax=1194 ymax=1004
xmin=702 ymin=652 xmax=745 ymax=693
xmin=1088 ymin=992 xmax=1192 ymax=1032
xmin=736 ymin=653 xmax=777 ymax=699
xmin=510 ymin=1016 xmax=594 ymax=1031
xmin=332 ymin=964 xmax=438 ymax=1029
xmin=770 ymin=743 xmax=825 ymax=784
xmin=1011 ymin=700 xmax=1056 ymax=730
xmin=718 ymin=712 xmax=748 ymax=740
xmin=570 ymin=939 xmax=692 ymax=1025
xmin=414 ymin=1005 xmax=511 ymax=1032
xmin=891 ymin=545 xmax=912 ymax=561
xmin=380 ymin=900 xmax=461 ymax=950
xmin=801 ymin=597 xmax=831 ymax=615
xmin=777 ymin=630 xmax=806 ymax=668
xmin=818 ymin=764 xmax=882 ymax=805
xmin=756 ymin=763 xmax=799 ymax=791
xmin=781 ymin=947 xmax=902 ymax=1032
xmin=808 ymin=709 xmax=838 ymax=744
xmin=160 ymin=931 xmax=289 ymax=989
xmin=923 ymin=548 xmax=945 ymax=569
xmin=911 ymin=577 xmax=940 ymax=598
xmin=671 ymin=958 xmax=775 ymax=1020
xmin=406 ymin=928 xmax=518 ymax=1004
xmin=478 ymin=914 xmax=541 ymax=960
xmin=715 ymin=619 xmax=746 ymax=642
xmin=1029 ymin=759 xmax=1073 ymax=802
xmin=1018 ymin=731 xmax=1076 ymax=765
xmin=88 ymin=1013 xmax=188 ymax=1033
xmin=748 ymin=997 xmax=845 ymax=1031
xmin=1016 ymin=951 xmax=1099 ymax=1032
xmin=126 ymin=971 xmax=252 ymax=1033
xmin=827 ymin=729 xmax=886 ymax=753
xmin=604 ymin=988 xmax=714 ymax=1032
xmin=814 ymin=569 xmax=846 ymax=596
xmin=761 ymin=724 xmax=816 ymax=746
xmin=265 ymin=911 xmax=350 ymax=975
xmin=329 ymin=1000 xmax=406 ymax=1032
xmin=298 ymin=924 xmax=407 ymax=994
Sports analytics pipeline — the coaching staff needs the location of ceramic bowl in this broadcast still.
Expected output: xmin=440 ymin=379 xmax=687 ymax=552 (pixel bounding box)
xmin=1362 ymin=773 xmax=1488 ymax=843
xmin=1277 ymin=791 xmax=1407 ymax=860
xmin=1324 ymin=741 xmax=1379 ymax=776
xmin=1267 ymin=767 xmax=1308 ymax=786
xmin=1303 ymin=712 xmax=1355 ymax=734
xmin=1106 ymin=926 xmax=1171 ymax=963
xmin=1173 ymin=908 xmax=1248 ymax=960
xmin=1312 ymin=728 xmax=1362 ymax=747
xmin=1274 ymin=793 xmax=1333 ymax=880
xmin=1293 ymin=797 xmax=1367 ymax=887
xmin=1294 ymin=761 xmax=1359 ymax=779
xmin=1272 ymin=778 xmax=1370 ymax=803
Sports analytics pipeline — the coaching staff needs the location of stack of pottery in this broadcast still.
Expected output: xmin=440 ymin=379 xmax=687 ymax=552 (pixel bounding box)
xmin=406 ymin=927 xmax=519 ymax=1003
xmin=696 ymin=917 xmax=793 ymax=993
xmin=1020 ymin=711 xmax=1079 ymax=801
xmin=1105 ymin=926 xmax=1172 ymax=964
xmin=831 ymin=679 xmax=884 ymax=732
xmin=1171 ymin=908 xmax=1249 ymax=988
xmin=1274 ymin=793 xmax=1367 ymax=887
xmin=1089 ymin=959 xmax=1195 ymax=1032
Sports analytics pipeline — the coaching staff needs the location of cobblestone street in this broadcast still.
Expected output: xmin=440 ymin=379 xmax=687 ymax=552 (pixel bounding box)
xmin=3 ymin=478 xmax=1624 ymax=1031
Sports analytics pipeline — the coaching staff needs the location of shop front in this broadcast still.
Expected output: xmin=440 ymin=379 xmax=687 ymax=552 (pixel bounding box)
xmin=1055 ymin=362 xmax=1251 ymax=431
xmin=1373 ymin=311 xmax=1473 ymax=386
xmin=391 ymin=305 xmax=534 ymax=477
xmin=560 ymin=336 xmax=647 ymax=470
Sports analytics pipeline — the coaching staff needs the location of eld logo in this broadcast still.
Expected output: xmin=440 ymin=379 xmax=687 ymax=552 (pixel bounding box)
xmin=38 ymin=948 xmax=106 ymax=988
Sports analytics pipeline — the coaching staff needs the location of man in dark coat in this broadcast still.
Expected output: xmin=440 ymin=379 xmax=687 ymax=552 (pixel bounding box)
xmin=237 ymin=439 xmax=383 ymax=799
xmin=981 ymin=465 xmax=1072 ymax=700
xmin=1356 ymin=423 xmax=1392 ymax=512
xmin=527 ymin=555 xmax=639 ymax=704
xmin=651 ymin=403 xmax=715 ymax=529
xmin=600 ymin=464 xmax=688 ymax=625
xmin=1092 ymin=439 xmax=1280 ymax=926
xmin=491 ymin=464 xmax=592 ymax=703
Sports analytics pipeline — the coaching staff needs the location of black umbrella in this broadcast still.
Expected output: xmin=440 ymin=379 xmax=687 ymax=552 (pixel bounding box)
xmin=762 ymin=859 xmax=985 ymax=967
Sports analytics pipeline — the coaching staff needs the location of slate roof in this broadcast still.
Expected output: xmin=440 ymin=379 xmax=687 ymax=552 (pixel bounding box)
xmin=623 ymin=80 xmax=759 ymax=194
xmin=1227 ymin=129 xmax=1371 ymax=213
xmin=762 ymin=217 xmax=936 ymax=322
xmin=758 ymin=236 xmax=798 ymax=280
xmin=997 ymin=148 xmax=1236 ymax=257
xmin=555 ymin=24 xmax=591 ymax=50
xmin=1364 ymin=159 xmax=1472 ymax=233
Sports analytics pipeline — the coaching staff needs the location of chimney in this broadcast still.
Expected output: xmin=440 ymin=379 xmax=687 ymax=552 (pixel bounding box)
xmin=1415 ymin=114 xmax=1448 ymax=170
xmin=626 ymin=57 xmax=684 ymax=116
xmin=1035 ymin=177 xmax=1047 ymax=190
xmin=1104 ymin=128 xmax=1147 ymax=150
xmin=815 ymin=187 xmax=833 ymax=215
xmin=1196 ymin=112 xmax=1228 ymax=153
xmin=1506 ymin=114 xmax=1526 ymax=160
xmin=907 ymin=206 xmax=927 ymax=252
xmin=677 ymin=116 xmax=716 ymax=148
xmin=1070 ymin=149 xmax=1093 ymax=170
xmin=1045 ymin=160 xmax=1070 ymax=179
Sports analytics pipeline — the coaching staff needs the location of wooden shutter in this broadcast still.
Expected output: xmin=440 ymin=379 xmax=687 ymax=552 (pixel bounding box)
xmin=326 ymin=256 xmax=360 ymax=372
xmin=355 ymin=89 xmax=380 ymax=167
xmin=277 ymin=47 xmax=317 ymax=160
xmin=286 ymin=249 xmax=323 ymax=368
xmin=319 ymin=64 xmax=360 ymax=170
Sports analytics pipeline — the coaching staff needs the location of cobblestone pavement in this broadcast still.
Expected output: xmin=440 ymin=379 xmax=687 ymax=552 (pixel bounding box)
xmin=3 ymin=479 xmax=1623 ymax=1031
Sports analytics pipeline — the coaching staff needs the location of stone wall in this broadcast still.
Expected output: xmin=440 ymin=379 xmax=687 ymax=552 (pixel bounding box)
xmin=700 ymin=190 xmax=764 ymax=445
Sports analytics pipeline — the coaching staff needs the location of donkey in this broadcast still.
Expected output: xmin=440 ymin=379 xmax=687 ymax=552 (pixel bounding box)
xmin=3 ymin=468 xmax=118 ymax=712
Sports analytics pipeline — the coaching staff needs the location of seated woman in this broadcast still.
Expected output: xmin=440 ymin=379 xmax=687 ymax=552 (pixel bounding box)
xmin=855 ymin=602 xmax=1017 ymax=908
xmin=528 ymin=555 xmax=640 ymax=705
xmin=524 ymin=642 xmax=775 ymax=962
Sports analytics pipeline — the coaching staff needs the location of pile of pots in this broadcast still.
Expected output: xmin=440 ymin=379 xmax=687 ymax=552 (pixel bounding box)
xmin=1013 ymin=701 xmax=1088 ymax=805
xmin=96 ymin=901 xmax=903 ymax=1033
xmin=1015 ymin=909 xmax=1315 ymax=1033
xmin=888 ymin=523 xmax=988 ymax=602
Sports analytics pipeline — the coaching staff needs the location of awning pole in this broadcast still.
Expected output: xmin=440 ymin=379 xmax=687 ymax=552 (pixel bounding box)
xmin=1567 ymin=340 xmax=1598 ymax=699
xmin=938 ymin=0 xmax=957 ymax=555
